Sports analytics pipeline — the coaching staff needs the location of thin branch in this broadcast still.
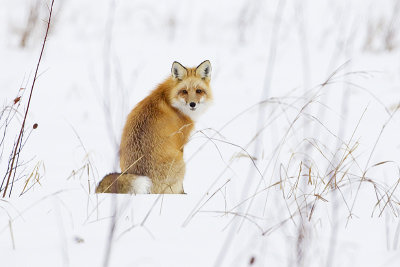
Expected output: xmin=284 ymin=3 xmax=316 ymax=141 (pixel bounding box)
xmin=2 ymin=0 xmax=55 ymax=198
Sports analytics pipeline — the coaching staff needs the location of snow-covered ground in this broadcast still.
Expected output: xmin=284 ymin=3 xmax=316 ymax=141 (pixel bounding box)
xmin=1 ymin=0 xmax=400 ymax=266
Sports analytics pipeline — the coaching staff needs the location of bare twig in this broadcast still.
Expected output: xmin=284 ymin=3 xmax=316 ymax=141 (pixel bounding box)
xmin=2 ymin=0 xmax=55 ymax=198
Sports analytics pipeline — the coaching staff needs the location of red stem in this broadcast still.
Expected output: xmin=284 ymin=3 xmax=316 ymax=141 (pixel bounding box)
xmin=3 ymin=0 xmax=55 ymax=197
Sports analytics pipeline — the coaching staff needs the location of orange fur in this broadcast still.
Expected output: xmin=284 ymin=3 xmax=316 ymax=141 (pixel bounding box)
xmin=96 ymin=60 xmax=212 ymax=194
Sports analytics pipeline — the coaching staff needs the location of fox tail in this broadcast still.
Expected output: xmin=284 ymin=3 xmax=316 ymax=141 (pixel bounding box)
xmin=95 ymin=173 xmax=152 ymax=194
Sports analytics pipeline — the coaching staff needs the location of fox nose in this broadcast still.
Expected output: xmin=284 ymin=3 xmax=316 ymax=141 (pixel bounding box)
xmin=189 ymin=102 xmax=196 ymax=108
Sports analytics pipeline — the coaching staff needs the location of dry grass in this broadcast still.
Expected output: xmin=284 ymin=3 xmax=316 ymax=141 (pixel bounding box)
xmin=19 ymin=160 xmax=45 ymax=196
xmin=174 ymin=64 xmax=400 ymax=266
xmin=1 ymin=0 xmax=55 ymax=198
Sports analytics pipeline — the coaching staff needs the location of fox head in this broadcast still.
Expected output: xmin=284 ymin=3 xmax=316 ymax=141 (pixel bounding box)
xmin=169 ymin=60 xmax=213 ymax=120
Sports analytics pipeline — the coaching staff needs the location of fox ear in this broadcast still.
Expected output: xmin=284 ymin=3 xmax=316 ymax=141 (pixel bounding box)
xmin=171 ymin=61 xmax=187 ymax=80
xmin=196 ymin=60 xmax=211 ymax=79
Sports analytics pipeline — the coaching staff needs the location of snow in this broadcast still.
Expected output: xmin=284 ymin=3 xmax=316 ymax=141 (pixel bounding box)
xmin=1 ymin=0 xmax=400 ymax=266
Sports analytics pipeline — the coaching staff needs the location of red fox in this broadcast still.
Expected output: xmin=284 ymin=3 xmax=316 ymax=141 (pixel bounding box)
xmin=95 ymin=60 xmax=212 ymax=194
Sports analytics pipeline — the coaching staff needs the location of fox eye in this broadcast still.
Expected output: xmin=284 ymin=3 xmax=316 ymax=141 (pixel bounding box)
xmin=181 ymin=90 xmax=188 ymax=94
xmin=196 ymin=89 xmax=202 ymax=94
